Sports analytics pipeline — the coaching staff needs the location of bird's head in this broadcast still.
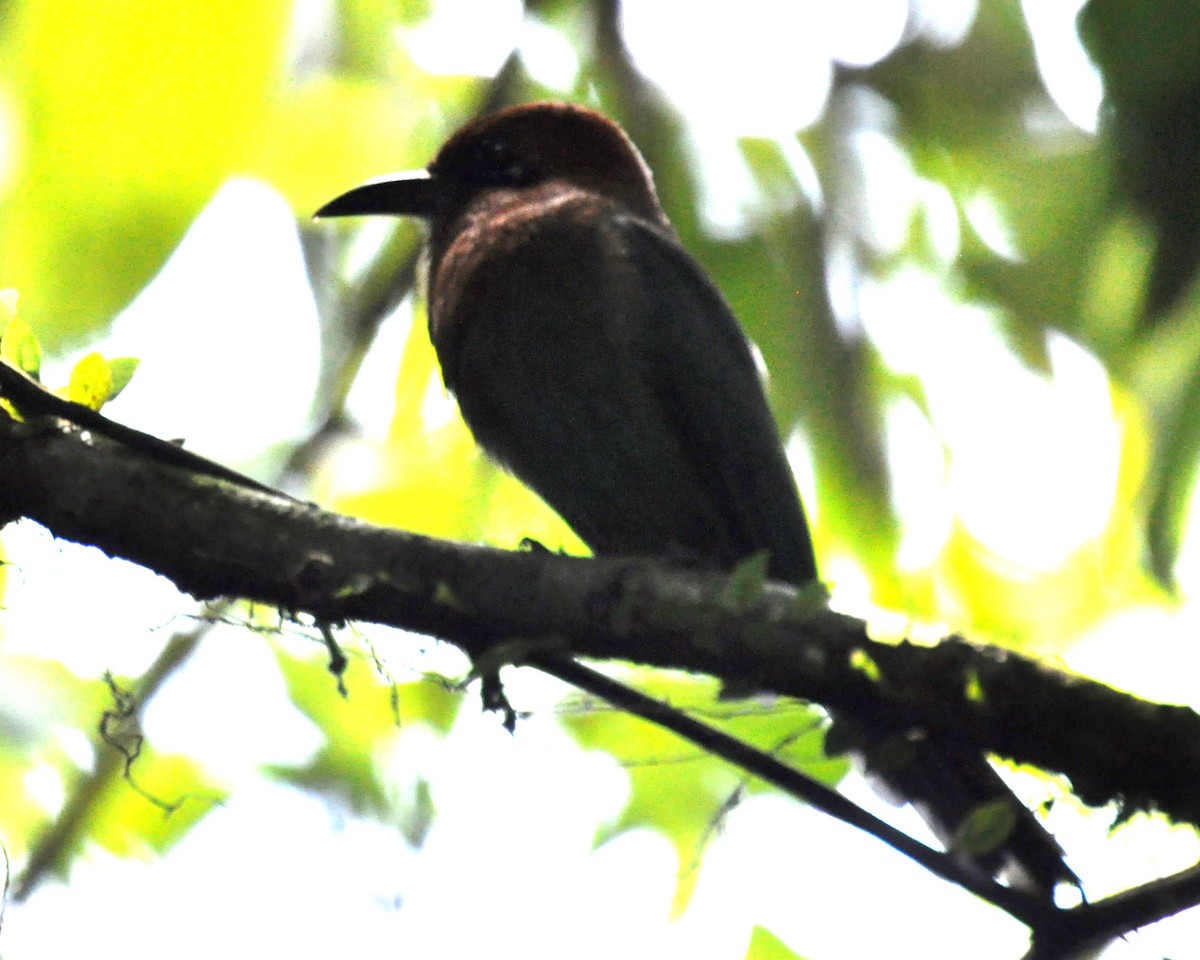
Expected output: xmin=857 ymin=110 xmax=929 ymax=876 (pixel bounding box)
xmin=314 ymin=102 xmax=667 ymax=231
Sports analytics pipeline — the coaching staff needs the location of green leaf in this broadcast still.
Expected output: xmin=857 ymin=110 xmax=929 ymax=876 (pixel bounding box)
xmin=0 ymin=0 xmax=293 ymax=348
xmin=0 ymin=313 xmax=42 ymax=378
xmin=561 ymin=673 xmax=845 ymax=914
xmin=267 ymin=642 xmax=462 ymax=823
xmin=951 ymin=798 xmax=1019 ymax=858
xmin=87 ymin=748 xmax=226 ymax=858
xmin=106 ymin=356 xmax=140 ymax=400
xmin=67 ymin=352 xmax=114 ymax=410
xmin=745 ymin=925 xmax=809 ymax=960
xmin=721 ymin=550 xmax=771 ymax=610
xmin=0 ymin=658 xmax=224 ymax=878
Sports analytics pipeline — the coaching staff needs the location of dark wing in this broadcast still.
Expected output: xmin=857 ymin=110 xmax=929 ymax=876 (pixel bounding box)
xmin=614 ymin=214 xmax=817 ymax=584
xmin=435 ymin=190 xmax=741 ymax=559
xmin=437 ymin=192 xmax=814 ymax=582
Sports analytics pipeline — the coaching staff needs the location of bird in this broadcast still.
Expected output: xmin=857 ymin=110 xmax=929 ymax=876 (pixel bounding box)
xmin=315 ymin=101 xmax=1073 ymax=895
xmin=317 ymin=102 xmax=817 ymax=586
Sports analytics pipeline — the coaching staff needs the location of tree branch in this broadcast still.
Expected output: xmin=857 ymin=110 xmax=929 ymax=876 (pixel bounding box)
xmin=2 ymin=413 xmax=1195 ymax=826
xmin=6 ymin=411 xmax=1200 ymax=950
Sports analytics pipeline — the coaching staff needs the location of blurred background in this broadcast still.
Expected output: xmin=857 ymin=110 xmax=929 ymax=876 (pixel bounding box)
xmin=1 ymin=0 xmax=1199 ymax=957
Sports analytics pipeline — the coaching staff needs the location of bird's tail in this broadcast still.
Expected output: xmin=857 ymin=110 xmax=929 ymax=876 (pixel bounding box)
xmin=848 ymin=721 xmax=1079 ymax=897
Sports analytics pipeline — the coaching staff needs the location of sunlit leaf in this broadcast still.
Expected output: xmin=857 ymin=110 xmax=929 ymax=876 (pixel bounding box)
xmin=562 ymin=673 xmax=844 ymax=914
xmin=106 ymin=357 xmax=140 ymax=401
xmin=0 ymin=0 xmax=293 ymax=347
xmin=267 ymin=642 xmax=461 ymax=822
xmin=67 ymin=352 xmax=113 ymax=411
xmin=0 ymin=657 xmax=225 ymax=880
xmin=0 ymin=313 xmax=41 ymax=378
xmin=86 ymin=748 xmax=225 ymax=859
xmin=745 ymin=925 xmax=809 ymax=960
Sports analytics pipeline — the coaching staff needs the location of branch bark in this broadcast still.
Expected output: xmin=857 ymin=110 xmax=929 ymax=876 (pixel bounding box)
xmin=2 ymin=412 xmax=1197 ymax=827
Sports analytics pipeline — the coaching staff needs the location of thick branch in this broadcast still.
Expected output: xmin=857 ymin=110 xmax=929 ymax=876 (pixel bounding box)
xmin=1 ymin=414 xmax=1198 ymax=827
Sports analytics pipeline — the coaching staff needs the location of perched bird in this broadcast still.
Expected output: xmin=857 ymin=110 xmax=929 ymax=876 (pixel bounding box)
xmin=316 ymin=101 xmax=1071 ymax=894
xmin=317 ymin=102 xmax=817 ymax=585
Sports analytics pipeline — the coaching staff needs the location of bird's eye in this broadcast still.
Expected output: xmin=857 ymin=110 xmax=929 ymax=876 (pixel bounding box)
xmin=466 ymin=137 xmax=538 ymax=187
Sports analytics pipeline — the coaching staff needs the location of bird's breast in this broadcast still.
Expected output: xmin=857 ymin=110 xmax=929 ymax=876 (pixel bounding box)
xmin=425 ymin=186 xmax=644 ymax=388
